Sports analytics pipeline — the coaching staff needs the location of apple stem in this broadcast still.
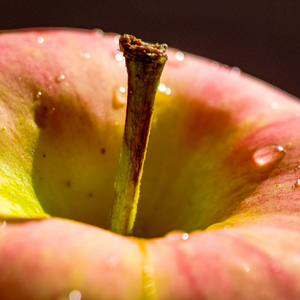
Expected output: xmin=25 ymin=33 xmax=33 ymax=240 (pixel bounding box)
xmin=108 ymin=35 xmax=168 ymax=236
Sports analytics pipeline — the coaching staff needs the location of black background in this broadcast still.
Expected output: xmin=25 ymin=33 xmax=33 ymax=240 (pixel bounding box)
xmin=1 ymin=1 xmax=299 ymax=98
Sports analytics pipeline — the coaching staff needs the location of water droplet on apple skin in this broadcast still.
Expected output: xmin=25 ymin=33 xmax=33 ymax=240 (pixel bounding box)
xmin=253 ymin=145 xmax=286 ymax=167
xmin=106 ymin=256 xmax=119 ymax=269
xmin=242 ymin=263 xmax=250 ymax=273
xmin=93 ymin=28 xmax=104 ymax=37
xmin=292 ymin=179 xmax=300 ymax=188
xmin=230 ymin=67 xmax=241 ymax=77
xmin=55 ymin=75 xmax=65 ymax=83
xmin=165 ymin=231 xmax=190 ymax=241
xmin=210 ymin=61 xmax=220 ymax=70
xmin=113 ymin=87 xmax=127 ymax=109
xmin=69 ymin=290 xmax=81 ymax=300
xmin=37 ymin=36 xmax=44 ymax=44
xmin=271 ymin=262 xmax=281 ymax=273
xmin=114 ymin=35 xmax=121 ymax=44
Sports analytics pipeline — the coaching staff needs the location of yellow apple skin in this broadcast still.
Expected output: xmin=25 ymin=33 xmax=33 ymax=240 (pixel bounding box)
xmin=0 ymin=29 xmax=300 ymax=299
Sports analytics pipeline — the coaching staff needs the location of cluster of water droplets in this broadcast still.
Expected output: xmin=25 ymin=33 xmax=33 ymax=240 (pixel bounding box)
xmin=210 ymin=61 xmax=241 ymax=78
xmin=158 ymin=83 xmax=171 ymax=95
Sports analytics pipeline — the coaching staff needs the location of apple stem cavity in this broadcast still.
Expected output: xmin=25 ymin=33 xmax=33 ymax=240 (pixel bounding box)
xmin=108 ymin=34 xmax=168 ymax=236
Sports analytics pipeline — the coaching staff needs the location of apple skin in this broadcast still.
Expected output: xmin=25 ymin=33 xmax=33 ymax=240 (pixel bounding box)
xmin=0 ymin=29 xmax=300 ymax=299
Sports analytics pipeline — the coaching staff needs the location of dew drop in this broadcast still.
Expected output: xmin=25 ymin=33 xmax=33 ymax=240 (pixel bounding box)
xmin=113 ymin=87 xmax=127 ymax=109
xmin=221 ymin=64 xmax=230 ymax=72
xmin=165 ymin=88 xmax=171 ymax=95
xmin=271 ymin=102 xmax=278 ymax=109
xmin=69 ymin=290 xmax=81 ymax=300
xmin=253 ymin=145 xmax=286 ymax=167
xmin=175 ymin=51 xmax=184 ymax=61
xmin=230 ymin=67 xmax=241 ymax=77
xmin=37 ymin=36 xmax=44 ymax=44
xmin=271 ymin=262 xmax=281 ymax=273
xmin=55 ymin=75 xmax=65 ymax=83
xmin=210 ymin=61 xmax=220 ymax=70
xmin=93 ymin=28 xmax=104 ymax=37
xmin=286 ymin=142 xmax=292 ymax=147
xmin=106 ymin=256 xmax=119 ymax=268
xmin=182 ymin=233 xmax=189 ymax=240
xmin=36 ymin=91 xmax=42 ymax=99
xmin=2 ymin=221 xmax=7 ymax=229
xmin=115 ymin=53 xmax=124 ymax=62
xmin=84 ymin=52 xmax=91 ymax=59
xmin=294 ymin=166 xmax=300 ymax=171
xmin=292 ymin=179 xmax=300 ymax=188
xmin=2 ymin=127 xmax=6 ymax=131
xmin=114 ymin=35 xmax=121 ymax=44
xmin=242 ymin=263 xmax=250 ymax=272
xmin=158 ymin=83 xmax=166 ymax=92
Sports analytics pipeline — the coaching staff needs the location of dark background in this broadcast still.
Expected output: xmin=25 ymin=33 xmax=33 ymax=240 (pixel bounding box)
xmin=1 ymin=0 xmax=299 ymax=98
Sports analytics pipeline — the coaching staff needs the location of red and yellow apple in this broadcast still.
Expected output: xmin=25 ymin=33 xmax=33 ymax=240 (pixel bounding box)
xmin=0 ymin=29 xmax=300 ymax=299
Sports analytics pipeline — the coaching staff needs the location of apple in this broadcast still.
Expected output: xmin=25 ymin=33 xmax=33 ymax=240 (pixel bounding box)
xmin=0 ymin=28 xmax=300 ymax=299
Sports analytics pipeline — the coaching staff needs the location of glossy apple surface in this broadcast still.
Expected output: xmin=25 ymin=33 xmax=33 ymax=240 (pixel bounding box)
xmin=0 ymin=29 xmax=300 ymax=299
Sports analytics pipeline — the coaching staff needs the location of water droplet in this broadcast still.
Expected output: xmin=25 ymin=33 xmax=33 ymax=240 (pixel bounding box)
xmin=206 ymin=221 xmax=234 ymax=231
xmin=275 ymin=184 xmax=280 ymax=188
xmin=36 ymin=91 xmax=42 ymax=99
xmin=106 ymin=256 xmax=119 ymax=268
xmin=230 ymin=67 xmax=241 ymax=77
xmin=113 ymin=87 xmax=127 ymax=109
xmin=242 ymin=263 xmax=250 ymax=272
xmin=114 ymin=35 xmax=121 ymax=44
xmin=2 ymin=127 xmax=6 ymax=131
xmin=37 ymin=36 xmax=44 ymax=44
xmin=93 ymin=28 xmax=104 ymax=37
xmin=221 ymin=64 xmax=230 ymax=72
xmin=210 ymin=61 xmax=220 ymax=70
xmin=2 ymin=221 xmax=7 ymax=229
xmin=175 ymin=51 xmax=184 ymax=61
xmin=271 ymin=262 xmax=281 ymax=273
xmin=165 ymin=88 xmax=171 ymax=95
xmin=158 ymin=83 xmax=166 ymax=92
xmin=253 ymin=145 xmax=286 ymax=167
xmin=292 ymin=179 xmax=300 ymax=188
xmin=115 ymin=53 xmax=124 ymax=62
xmin=182 ymin=233 xmax=189 ymax=240
xmin=84 ymin=53 xmax=91 ymax=59
xmin=69 ymin=290 xmax=81 ymax=300
xmin=271 ymin=102 xmax=278 ymax=109
xmin=286 ymin=142 xmax=292 ymax=147
xmin=294 ymin=166 xmax=300 ymax=171
xmin=55 ymin=75 xmax=65 ymax=83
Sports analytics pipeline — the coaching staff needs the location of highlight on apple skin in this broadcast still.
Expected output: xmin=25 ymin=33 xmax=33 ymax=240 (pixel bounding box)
xmin=0 ymin=28 xmax=300 ymax=299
